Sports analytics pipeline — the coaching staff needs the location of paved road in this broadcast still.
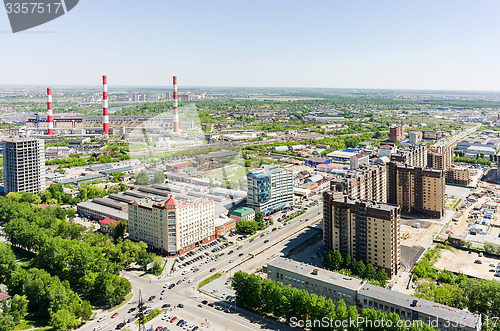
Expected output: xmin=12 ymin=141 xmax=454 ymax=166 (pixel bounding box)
xmin=80 ymin=201 xmax=324 ymax=331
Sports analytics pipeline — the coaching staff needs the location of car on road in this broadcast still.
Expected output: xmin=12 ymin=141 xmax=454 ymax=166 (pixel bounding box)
xmin=264 ymin=240 xmax=269 ymax=243
xmin=160 ymin=295 xmax=167 ymax=300
xmin=210 ymin=268 xmax=216 ymax=272
xmin=249 ymin=239 xmax=254 ymax=242
xmin=176 ymin=319 xmax=184 ymax=326
xmin=178 ymin=303 xmax=185 ymax=308
xmin=272 ymin=227 xmax=277 ymax=231
xmin=155 ymin=327 xmax=163 ymax=331
xmin=148 ymin=295 xmax=156 ymax=301
xmin=208 ymin=303 xmax=215 ymax=307
xmin=188 ymin=278 xmax=193 ymax=283
xmin=168 ymin=283 xmax=175 ymax=289
xmin=145 ymin=308 xmax=153 ymax=314
xmin=176 ymin=280 xmax=183 ymax=285
xmin=170 ymin=316 xmax=177 ymax=323
xmin=97 ymin=316 xmax=106 ymax=322
xmin=128 ymin=307 xmax=136 ymax=313
xmin=161 ymin=289 xmax=166 ymax=295
xmin=93 ymin=326 xmax=103 ymax=331
xmin=116 ymin=322 xmax=125 ymax=330
xmin=238 ymin=253 xmax=244 ymax=257
xmin=260 ymin=234 xmax=264 ymax=237
xmin=111 ymin=312 xmax=119 ymax=318
xmin=162 ymin=303 xmax=171 ymax=308
xmin=228 ymin=250 xmax=233 ymax=255
xmin=229 ymin=259 xmax=234 ymax=263
xmin=202 ymin=300 xmax=208 ymax=304
xmin=475 ymin=259 xmax=483 ymax=264
xmin=495 ymin=273 xmax=500 ymax=277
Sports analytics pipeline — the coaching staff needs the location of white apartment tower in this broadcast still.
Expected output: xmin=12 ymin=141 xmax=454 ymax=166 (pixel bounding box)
xmin=3 ymin=138 xmax=46 ymax=194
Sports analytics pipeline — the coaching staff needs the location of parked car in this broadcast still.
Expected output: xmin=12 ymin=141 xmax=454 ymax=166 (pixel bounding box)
xmin=111 ymin=312 xmax=119 ymax=318
xmin=210 ymin=268 xmax=216 ymax=272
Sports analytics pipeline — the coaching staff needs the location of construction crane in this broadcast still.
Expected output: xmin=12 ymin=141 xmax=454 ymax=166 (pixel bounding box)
xmin=35 ymin=112 xmax=47 ymax=136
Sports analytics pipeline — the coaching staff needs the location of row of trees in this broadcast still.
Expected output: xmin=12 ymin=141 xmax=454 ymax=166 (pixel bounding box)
xmin=231 ymin=271 xmax=434 ymax=331
xmin=323 ymin=250 xmax=389 ymax=288
xmin=454 ymin=156 xmax=491 ymax=166
xmin=134 ymin=171 xmax=165 ymax=185
xmin=46 ymin=152 xmax=130 ymax=168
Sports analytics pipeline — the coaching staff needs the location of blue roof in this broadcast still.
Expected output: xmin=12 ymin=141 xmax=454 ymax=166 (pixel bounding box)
xmin=343 ymin=148 xmax=358 ymax=153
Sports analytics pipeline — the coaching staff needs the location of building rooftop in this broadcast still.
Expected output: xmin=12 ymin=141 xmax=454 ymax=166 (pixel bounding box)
xmin=358 ymin=284 xmax=481 ymax=329
xmin=78 ymin=200 xmax=128 ymax=220
xmin=268 ymin=257 xmax=366 ymax=292
xmin=230 ymin=207 xmax=255 ymax=217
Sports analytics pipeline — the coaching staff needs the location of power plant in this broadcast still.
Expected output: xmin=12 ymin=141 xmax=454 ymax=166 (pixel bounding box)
xmin=24 ymin=75 xmax=187 ymax=137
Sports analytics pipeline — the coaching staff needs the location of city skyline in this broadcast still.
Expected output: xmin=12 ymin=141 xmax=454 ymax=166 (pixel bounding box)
xmin=1 ymin=0 xmax=500 ymax=91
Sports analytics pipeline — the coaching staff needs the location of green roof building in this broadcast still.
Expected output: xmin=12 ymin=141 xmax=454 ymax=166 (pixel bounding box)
xmin=230 ymin=207 xmax=255 ymax=221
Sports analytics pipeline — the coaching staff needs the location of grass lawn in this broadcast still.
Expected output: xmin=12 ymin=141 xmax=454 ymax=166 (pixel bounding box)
xmin=14 ymin=315 xmax=51 ymax=331
xmin=108 ymin=292 xmax=133 ymax=312
xmin=198 ymin=273 xmax=222 ymax=289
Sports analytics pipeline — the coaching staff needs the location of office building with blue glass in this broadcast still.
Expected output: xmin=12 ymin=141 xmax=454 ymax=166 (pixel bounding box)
xmin=246 ymin=165 xmax=293 ymax=215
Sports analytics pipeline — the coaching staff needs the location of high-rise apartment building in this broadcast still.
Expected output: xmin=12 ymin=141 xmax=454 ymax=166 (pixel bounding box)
xmin=3 ymin=138 xmax=46 ymax=194
xmin=390 ymin=164 xmax=445 ymax=218
xmin=390 ymin=144 xmax=428 ymax=168
xmin=246 ymin=165 xmax=293 ymax=214
xmin=330 ymin=165 xmax=387 ymax=203
xmin=390 ymin=125 xmax=404 ymax=142
xmin=427 ymin=145 xmax=452 ymax=170
xmin=408 ymin=130 xmax=422 ymax=145
xmin=128 ymin=196 xmax=215 ymax=256
xmin=323 ymin=194 xmax=401 ymax=277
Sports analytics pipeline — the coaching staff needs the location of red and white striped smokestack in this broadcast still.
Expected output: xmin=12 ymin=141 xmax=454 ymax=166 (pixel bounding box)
xmin=47 ymin=88 xmax=53 ymax=135
xmin=173 ymin=76 xmax=179 ymax=133
xmin=102 ymin=75 xmax=109 ymax=135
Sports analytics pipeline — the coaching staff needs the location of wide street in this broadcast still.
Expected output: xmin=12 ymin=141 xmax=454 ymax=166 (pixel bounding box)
xmin=81 ymin=196 xmax=324 ymax=331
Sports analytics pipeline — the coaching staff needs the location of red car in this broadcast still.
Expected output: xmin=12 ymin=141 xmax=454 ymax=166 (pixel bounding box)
xmin=170 ymin=316 xmax=177 ymax=323
xmin=208 ymin=303 xmax=215 ymax=307
xmin=155 ymin=327 xmax=163 ymax=331
xmin=111 ymin=312 xmax=119 ymax=318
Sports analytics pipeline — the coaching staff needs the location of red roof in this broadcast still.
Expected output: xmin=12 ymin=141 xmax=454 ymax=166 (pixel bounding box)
xmin=0 ymin=291 xmax=11 ymax=301
xmin=165 ymin=197 xmax=178 ymax=206
xmin=100 ymin=218 xmax=118 ymax=225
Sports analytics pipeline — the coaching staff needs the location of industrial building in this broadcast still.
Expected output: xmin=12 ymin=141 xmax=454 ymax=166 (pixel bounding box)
xmin=267 ymin=257 xmax=481 ymax=331
xmin=3 ymin=138 xmax=46 ymax=194
xmin=128 ymin=196 xmax=215 ymax=256
xmin=322 ymin=195 xmax=400 ymax=277
xmin=246 ymin=165 xmax=294 ymax=215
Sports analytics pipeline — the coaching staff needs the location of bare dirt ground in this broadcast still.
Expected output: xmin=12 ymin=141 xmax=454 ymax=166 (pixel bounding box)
xmin=434 ymin=246 xmax=500 ymax=280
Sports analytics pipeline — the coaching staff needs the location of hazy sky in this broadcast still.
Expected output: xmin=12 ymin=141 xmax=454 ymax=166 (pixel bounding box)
xmin=1 ymin=0 xmax=500 ymax=91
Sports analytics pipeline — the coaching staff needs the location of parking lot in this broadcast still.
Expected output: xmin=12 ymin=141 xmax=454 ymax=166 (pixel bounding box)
xmin=434 ymin=247 xmax=500 ymax=280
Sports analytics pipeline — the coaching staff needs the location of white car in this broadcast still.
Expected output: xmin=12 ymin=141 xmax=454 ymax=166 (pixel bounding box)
xmin=162 ymin=314 xmax=169 ymax=320
xmin=160 ymin=295 xmax=167 ymax=300
xmin=188 ymin=279 xmax=194 ymax=283
xmin=97 ymin=316 xmax=106 ymax=322
xmin=93 ymin=326 xmax=103 ymax=331
xmin=163 ymin=282 xmax=170 ymax=288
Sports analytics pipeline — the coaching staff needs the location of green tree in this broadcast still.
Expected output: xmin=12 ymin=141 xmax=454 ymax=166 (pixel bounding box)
xmin=255 ymin=212 xmax=265 ymax=230
xmin=152 ymin=171 xmax=165 ymax=184
xmin=0 ymin=243 xmax=17 ymax=284
xmin=134 ymin=172 xmax=149 ymax=185
xmin=0 ymin=313 xmax=15 ymax=331
xmin=1 ymin=294 xmax=29 ymax=324
xmin=49 ymin=308 xmax=80 ymax=330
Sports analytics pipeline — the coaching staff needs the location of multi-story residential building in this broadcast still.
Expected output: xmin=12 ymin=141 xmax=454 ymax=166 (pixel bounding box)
xmin=421 ymin=129 xmax=442 ymax=140
xmin=330 ymin=165 xmax=387 ymax=203
xmin=350 ymin=153 xmax=369 ymax=170
xmin=408 ymin=130 xmax=422 ymax=145
xmin=389 ymin=164 xmax=445 ymax=218
xmin=323 ymin=194 xmax=400 ymax=277
xmin=445 ymin=167 xmax=471 ymax=186
xmin=128 ymin=196 xmax=216 ymax=256
xmin=377 ymin=143 xmax=396 ymax=158
xmin=3 ymin=138 xmax=46 ymax=194
xmin=427 ymin=145 xmax=452 ymax=170
xmin=390 ymin=144 xmax=428 ymax=168
xmin=266 ymin=258 xmax=481 ymax=331
xmin=390 ymin=125 xmax=404 ymax=142
xmin=246 ymin=165 xmax=293 ymax=214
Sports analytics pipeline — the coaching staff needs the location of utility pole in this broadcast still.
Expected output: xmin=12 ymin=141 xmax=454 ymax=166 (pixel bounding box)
xmin=137 ymin=289 xmax=146 ymax=331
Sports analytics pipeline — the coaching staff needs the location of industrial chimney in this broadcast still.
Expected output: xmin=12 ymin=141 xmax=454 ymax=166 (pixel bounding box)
xmin=47 ymin=88 xmax=53 ymax=135
xmin=102 ymin=75 xmax=109 ymax=135
xmin=173 ymin=76 xmax=179 ymax=133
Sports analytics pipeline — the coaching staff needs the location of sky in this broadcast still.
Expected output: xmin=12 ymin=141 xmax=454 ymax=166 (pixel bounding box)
xmin=1 ymin=0 xmax=500 ymax=91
